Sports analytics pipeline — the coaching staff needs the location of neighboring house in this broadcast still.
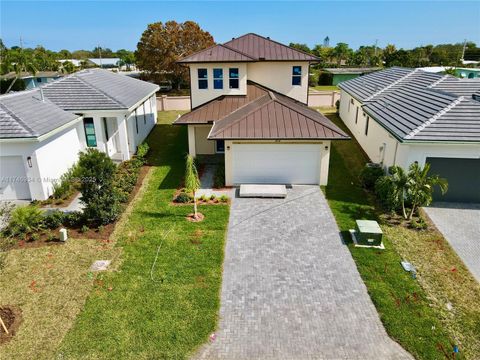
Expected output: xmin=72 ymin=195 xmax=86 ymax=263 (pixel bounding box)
xmin=0 ymin=69 xmax=158 ymax=201
xmin=324 ymin=67 xmax=381 ymax=86
xmin=87 ymin=58 xmax=121 ymax=69
xmin=1 ymin=71 xmax=63 ymax=90
xmin=174 ymin=33 xmax=349 ymax=186
xmin=58 ymin=59 xmax=82 ymax=67
xmin=339 ymin=67 xmax=480 ymax=203
xmin=456 ymin=68 xmax=480 ymax=79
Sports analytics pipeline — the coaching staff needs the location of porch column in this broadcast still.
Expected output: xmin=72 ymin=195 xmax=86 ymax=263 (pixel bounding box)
xmin=117 ymin=115 xmax=131 ymax=161
xmin=319 ymin=141 xmax=331 ymax=186
xmin=188 ymin=125 xmax=196 ymax=157
xmin=224 ymin=140 xmax=233 ymax=186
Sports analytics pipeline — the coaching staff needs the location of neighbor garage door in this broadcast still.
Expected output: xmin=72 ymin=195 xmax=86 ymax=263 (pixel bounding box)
xmin=0 ymin=156 xmax=31 ymax=200
xmin=232 ymin=143 xmax=321 ymax=184
xmin=426 ymin=157 xmax=480 ymax=203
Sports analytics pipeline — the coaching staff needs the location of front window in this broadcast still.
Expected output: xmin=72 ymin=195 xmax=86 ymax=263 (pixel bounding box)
xmin=292 ymin=66 xmax=302 ymax=86
xmin=83 ymin=118 xmax=97 ymax=147
xmin=198 ymin=68 xmax=208 ymax=89
xmin=213 ymin=68 xmax=223 ymax=89
xmin=216 ymin=140 xmax=225 ymax=153
xmin=229 ymin=68 xmax=239 ymax=89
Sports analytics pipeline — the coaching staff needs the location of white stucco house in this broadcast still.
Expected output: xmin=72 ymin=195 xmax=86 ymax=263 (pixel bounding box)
xmin=174 ymin=33 xmax=349 ymax=186
xmin=338 ymin=67 xmax=480 ymax=203
xmin=0 ymin=69 xmax=158 ymax=201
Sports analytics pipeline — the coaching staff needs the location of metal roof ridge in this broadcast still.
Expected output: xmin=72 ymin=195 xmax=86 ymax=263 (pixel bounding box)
xmin=219 ymin=43 xmax=258 ymax=60
xmin=365 ymin=68 xmax=420 ymax=101
xmin=405 ymin=96 xmax=464 ymax=140
xmin=0 ymin=101 xmax=37 ymax=137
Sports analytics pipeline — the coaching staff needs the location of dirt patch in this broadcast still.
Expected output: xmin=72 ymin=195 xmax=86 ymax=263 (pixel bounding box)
xmin=186 ymin=213 xmax=205 ymax=222
xmin=0 ymin=305 xmax=22 ymax=345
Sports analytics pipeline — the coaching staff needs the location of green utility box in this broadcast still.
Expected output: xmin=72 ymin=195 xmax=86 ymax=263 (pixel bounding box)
xmin=355 ymin=220 xmax=383 ymax=246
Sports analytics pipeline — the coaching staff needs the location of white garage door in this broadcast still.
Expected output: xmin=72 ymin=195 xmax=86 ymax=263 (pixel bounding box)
xmin=0 ymin=156 xmax=31 ymax=200
xmin=232 ymin=144 xmax=321 ymax=184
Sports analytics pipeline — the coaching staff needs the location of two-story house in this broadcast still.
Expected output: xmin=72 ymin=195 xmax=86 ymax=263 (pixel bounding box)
xmin=174 ymin=33 xmax=349 ymax=186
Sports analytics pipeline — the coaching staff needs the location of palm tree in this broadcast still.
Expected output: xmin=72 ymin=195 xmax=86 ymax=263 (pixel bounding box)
xmin=406 ymin=163 xmax=448 ymax=220
xmin=4 ymin=50 xmax=37 ymax=93
xmin=388 ymin=166 xmax=409 ymax=219
xmin=184 ymin=154 xmax=201 ymax=219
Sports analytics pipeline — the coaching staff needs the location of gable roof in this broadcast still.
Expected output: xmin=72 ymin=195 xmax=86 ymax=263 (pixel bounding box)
xmin=178 ymin=33 xmax=320 ymax=63
xmin=41 ymin=68 xmax=158 ymax=110
xmin=0 ymin=91 xmax=80 ymax=139
xmin=175 ymin=82 xmax=348 ymax=141
xmin=342 ymin=68 xmax=480 ymax=142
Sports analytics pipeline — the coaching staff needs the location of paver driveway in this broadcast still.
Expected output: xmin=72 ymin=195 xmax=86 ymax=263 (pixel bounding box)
xmin=424 ymin=202 xmax=480 ymax=282
xmin=194 ymin=186 xmax=411 ymax=360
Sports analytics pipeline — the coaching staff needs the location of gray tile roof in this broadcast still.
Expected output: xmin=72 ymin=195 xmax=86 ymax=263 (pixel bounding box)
xmin=0 ymin=91 xmax=80 ymax=139
xmin=1 ymin=69 xmax=159 ymax=139
xmin=41 ymin=68 xmax=159 ymax=110
xmin=351 ymin=68 xmax=480 ymax=142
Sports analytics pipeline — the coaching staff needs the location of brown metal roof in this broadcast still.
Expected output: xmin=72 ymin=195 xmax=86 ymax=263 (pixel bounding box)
xmin=174 ymin=82 xmax=349 ymax=141
xmin=177 ymin=44 xmax=256 ymax=63
xmin=174 ymin=84 xmax=268 ymax=124
xmin=178 ymin=33 xmax=320 ymax=63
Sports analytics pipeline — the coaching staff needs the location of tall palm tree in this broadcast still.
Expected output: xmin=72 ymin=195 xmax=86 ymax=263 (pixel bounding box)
xmin=4 ymin=50 xmax=37 ymax=93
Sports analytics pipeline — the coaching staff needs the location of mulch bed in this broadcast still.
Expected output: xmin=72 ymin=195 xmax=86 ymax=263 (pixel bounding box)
xmin=38 ymin=191 xmax=80 ymax=209
xmin=6 ymin=165 xmax=151 ymax=250
xmin=0 ymin=305 xmax=22 ymax=345
xmin=186 ymin=213 xmax=205 ymax=222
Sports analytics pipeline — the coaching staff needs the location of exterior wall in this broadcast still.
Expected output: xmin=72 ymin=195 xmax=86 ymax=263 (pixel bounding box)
xmin=247 ymin=61 xmax=309 ymax=103
xmin=126 ymin=94 xmax=157 ymax=153
xmin=455 ymin=68 xmax=480 ymax=79
xmin=224 ymin=140 xmax=331 ymax=186
xmin=308 ymin=91 xmax=341 ymax=108
xmin=0 ymin=122 xmax=83 ymax=200
xmin=332 ymin=73 xmax=360 ymax=86
xmin=189 ymin=63 xmax=248 ymax=108
xmin=157 ymin=95 xmax=191 ymax=111
xmin=187 ymin=125 xmax=215 ymax=156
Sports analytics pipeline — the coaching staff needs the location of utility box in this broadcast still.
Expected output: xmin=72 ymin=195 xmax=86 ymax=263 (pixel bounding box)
xmin=355 ymin=220 xmax=383 ymax=246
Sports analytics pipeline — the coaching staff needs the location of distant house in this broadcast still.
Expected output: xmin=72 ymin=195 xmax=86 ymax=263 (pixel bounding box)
xmin=0 ymin=69 xmax=158 ymax=201
xmin=456 ymin=68 xmax=480 ymax=79
xmin=174 ymin=33 xmax=349 ymax=187
xmin=339 ymin=67 xmax=480 ymax=203
xmin=0 ymin=71 xmax=63 ymax=90
xmin=87 ymin=58 xmax=121 ymax=69
xmin=323 ymin=67 xmax=381 ymax=86
xmin=58 ymin=59 xmax=82 ymax=67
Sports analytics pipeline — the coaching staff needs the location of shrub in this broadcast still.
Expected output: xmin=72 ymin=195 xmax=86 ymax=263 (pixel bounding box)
xmin=43 ymin=210 xmax=65 ymax=229
xmin=98 ymin=225 xmax=105 ymax=233
xmin=360 ymin=163 xmax=384 ymax=189
xmin=318 ymin=71 xmax=333 ymax=85
xmin=136 ymin=142 xmax=150 ymax=162
xmin=374 ymin=175 xmax=400 ymax=212
xmin=335 ymin=99 xmax=340 ymax=114
xmin=219 ymin=195 xmax=229 ymax=203
xmin=47 ymin=232 xmax=56 ymax=241
xmin=199 ymin=194 xmax=208 ymax=202
xmin=4 ymin=205 xmax=44 ymax=239
xmin=52 ymin=164 xmax=79 ymax=200
xmin=63 ymin=211 xmax=84 ymax=228
xmin=410 ymin=216 xmax=428 ymax=230
xmin=213 ymin=163 xmax=225 ymax=189
xmin=80 ymin=225 xmax=89 ymax=233
xmin=174 ymin=192 xmax=193 ymax=203
xmin=30 ymin=233 xmax=40 ymax=242
xmin=77 ymin=149 xmax=120 ymax=225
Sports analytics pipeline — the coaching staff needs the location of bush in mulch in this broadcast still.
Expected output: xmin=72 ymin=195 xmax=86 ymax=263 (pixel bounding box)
xmin=0 ymin=305 xmax=23 ymax=345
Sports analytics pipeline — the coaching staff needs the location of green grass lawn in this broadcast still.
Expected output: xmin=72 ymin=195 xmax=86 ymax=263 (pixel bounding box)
xmin=324 ymin=111 xmax=460 ymax=360
xmin=310 ymin=85 xmax=339 ymax=91
xmin=58 ymin=110 xmax=230 ymax=359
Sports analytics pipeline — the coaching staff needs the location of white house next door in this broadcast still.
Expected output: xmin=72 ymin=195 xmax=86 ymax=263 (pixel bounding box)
xmin=232 ymin=143 xmax=321 ymax=185
xmin=0 ymin=156 xmax=31 ymax=200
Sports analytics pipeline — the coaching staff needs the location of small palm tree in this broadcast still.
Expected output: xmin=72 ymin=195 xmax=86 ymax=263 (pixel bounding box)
xmin=388 ymin=166 xmax=409 ymax=219
xmin=184 ymin=154 xmax=201 ymax=219
xmin=406 ymin=162 xmax=448 ymax=220
xmin=4 ymin=51 xmax=37 ymax=93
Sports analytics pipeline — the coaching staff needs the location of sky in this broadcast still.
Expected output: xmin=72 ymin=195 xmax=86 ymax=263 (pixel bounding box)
xmin=1 ymin=1 xmax=479 ymax=52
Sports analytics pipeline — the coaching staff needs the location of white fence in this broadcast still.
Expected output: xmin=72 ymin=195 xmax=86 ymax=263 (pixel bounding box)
xmin=157 ymin=91 xmax=340 ymax=111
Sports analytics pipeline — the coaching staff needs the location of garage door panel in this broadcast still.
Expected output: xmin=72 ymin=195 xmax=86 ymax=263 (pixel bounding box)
xmin=0 ymin=156 xmax=31 ymax=200
xmin=427 ymin=157 xmax=480 ymax=203
xmin=232 ymin=144 xmax=321 ymax=185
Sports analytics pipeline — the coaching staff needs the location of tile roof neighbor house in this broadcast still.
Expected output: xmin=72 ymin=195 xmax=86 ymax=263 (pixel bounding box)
xmin=338 ymin=67 xmax=480 ymax=203
xmin=0 ymin=69 xmax=159 ymax=201
xmin=175 ymin=33 xmax=349 ymax=186
xmin=0 ymin=71 xmax=63 ymax=90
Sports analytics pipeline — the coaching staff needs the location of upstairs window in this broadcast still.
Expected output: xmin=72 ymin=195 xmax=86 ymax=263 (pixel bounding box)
xmin=198 ymin=68 xmax=208 ymax=89
xmin=229 ymin=68 xmax=239 ymax=89
xmin=213 ymin=68 xmax=223 ymax=89
xmin=83 ymin=118 xmax=97 ymax=147
xmin=292 ymin=66 xmax=302 ymax=85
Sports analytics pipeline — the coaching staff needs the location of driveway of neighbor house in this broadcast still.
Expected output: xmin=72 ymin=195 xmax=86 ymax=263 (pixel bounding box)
xmin=194 ymin=186 xmax=411 ymax=360
xmin=424 ymin=202 xmax=480 ymax=282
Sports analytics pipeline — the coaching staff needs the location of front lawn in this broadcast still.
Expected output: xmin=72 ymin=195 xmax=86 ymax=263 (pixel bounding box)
xmin=310 ymin=85 xmax=339 ymax=91
xmin=323 ymin=109 xmax=480 ymax=359
xmin=57 ymin=110 xmax=230 ymax=359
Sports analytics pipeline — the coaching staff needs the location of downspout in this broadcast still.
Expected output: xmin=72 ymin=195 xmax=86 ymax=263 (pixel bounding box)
xmin=393 ymin=140 xmax=399 ymax=167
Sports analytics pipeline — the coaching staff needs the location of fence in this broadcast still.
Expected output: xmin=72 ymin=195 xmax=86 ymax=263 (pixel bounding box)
xmin=157 ymin=90 xmax=340 ymax=111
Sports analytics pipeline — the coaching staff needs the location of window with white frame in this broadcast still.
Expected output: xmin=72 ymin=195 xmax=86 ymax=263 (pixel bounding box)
xmin=229 ymin=68 xmax=239 ymax=89
xmin=198 ymin=68 xmax=208 ymax=89
xmin=213 ymin=68 xmax=223 ymax=89
xmin=292 ymin=66 xmax=302 ymax=86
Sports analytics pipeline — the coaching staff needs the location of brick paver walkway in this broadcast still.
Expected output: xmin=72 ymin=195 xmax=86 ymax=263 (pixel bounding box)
xmin=194 ymin=186 xmax=411 ymax=360
xmin=424 ymin=202 xmax=480 ymax=282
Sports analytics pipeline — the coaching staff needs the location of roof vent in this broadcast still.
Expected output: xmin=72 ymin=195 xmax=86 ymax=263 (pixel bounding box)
xmin=267 ymin=37 xmax=270 ymax=39
xmin=232 ymin=37 xmax=235 ymax=40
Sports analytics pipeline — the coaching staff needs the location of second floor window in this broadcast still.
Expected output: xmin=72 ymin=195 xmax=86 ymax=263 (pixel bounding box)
xmin=229 ymin=68 xmax=239 ymax=89
xmin=213 ymin=68 xmax=223 ymax=89
xmin=292 ymin=66 xmax=302 ymax=85
xmin=198 ymin=68 xmax=208 ymax=89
